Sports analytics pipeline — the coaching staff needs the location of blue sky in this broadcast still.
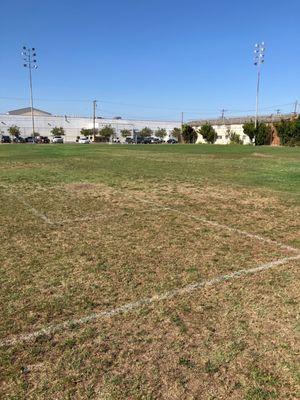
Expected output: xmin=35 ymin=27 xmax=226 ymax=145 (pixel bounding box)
xmin=1 ymin=0 xmax=299 ymax=121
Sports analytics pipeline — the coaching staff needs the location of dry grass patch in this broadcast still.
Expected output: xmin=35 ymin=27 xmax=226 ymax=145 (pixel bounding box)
xmin=0 ymin=260 xmax=299 ymax=399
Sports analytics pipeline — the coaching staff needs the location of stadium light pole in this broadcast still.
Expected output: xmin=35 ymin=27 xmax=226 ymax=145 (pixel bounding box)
xmin=254 ymin=42 xmax=265 ymax=129
xmin=22 ymin=46 xmax=38 ymax=138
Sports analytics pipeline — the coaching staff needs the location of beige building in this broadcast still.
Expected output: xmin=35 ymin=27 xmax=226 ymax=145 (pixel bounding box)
xmin=190 ymin=114 xmax=295 ymax=145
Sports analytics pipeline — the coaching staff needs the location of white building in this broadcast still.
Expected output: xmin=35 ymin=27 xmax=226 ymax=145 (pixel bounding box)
xmin=0 ymin=108 xmax=180 ymax=142
xmin=190 ymin=114 xmax=295 ymax=145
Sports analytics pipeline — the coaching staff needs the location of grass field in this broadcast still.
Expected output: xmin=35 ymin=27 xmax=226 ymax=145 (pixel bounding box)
xmin=0 ymin=144 xmax=299 ymax=399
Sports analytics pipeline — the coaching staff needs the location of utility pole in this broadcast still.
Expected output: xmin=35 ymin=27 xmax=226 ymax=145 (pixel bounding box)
xmin=22 ymin=46 xmax=38 ymax=138
xmin=93 ymin=100 xmax=97 ymax=140
xmin=220 ymin=109 xmax=227 ymax=124
xmin=181 ymin=112 xmax=184 ymax=130
xmin=276 ymin=109 xmax=281 ymax=115
xmin=293 ymin=100 xmax=298 ymax=115
xmin=254 ymin=42 xmax=266 ymax=129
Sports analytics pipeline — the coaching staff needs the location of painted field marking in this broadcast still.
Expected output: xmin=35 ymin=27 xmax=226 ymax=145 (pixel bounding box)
xmin=18 ymin=198 xmax=54 ymax=225
xmin=1 ymin=188 xmax=54 ymax=225
xmin=131 ymin=197 xmax=300 ymax=254
xmin=1 ymin=254 xmax=299 ymax=348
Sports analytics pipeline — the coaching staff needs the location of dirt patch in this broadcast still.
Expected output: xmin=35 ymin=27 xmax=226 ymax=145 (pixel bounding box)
xmin=65 ymin=183 xmax=98 ymax=191
xmin=252 ymin=152 xmax=273 ymax=158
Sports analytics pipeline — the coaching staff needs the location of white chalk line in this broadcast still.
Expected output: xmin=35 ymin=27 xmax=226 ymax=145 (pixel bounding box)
xmin=1 ymin=254 xmax=299 ymax=348
xmin=3 ymin=188 xmax=54 ymax=225
xmin=5 ymin=186 xmax=299 ymax=255
xmin=18 ymin=198 xmax=54 ymax=225
xmin=131 ymin=197 xmax=299 ymax=254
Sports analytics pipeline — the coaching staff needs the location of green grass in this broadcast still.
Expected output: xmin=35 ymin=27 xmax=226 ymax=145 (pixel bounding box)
xmin=0 ymin=144 xmax=299 ymax=195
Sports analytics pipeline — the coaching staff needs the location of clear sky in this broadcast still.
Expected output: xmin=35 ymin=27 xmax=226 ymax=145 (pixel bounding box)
xmin=1 ymin=0 xmax=299 ymax=121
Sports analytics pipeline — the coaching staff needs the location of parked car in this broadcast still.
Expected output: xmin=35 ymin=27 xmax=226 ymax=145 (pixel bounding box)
xmin=143 ymin=136 xmax=152 ymax=144
xmin=125 ymin=137 xmax=134 ymax=144
xmin=167 ymin=138 xmax=178 ymax=144
xmin=35 ymin=136 xmax=50 ymax=144
xmin=52 ymin=136 xmax=64 ymax=144
xmin=13 ymin=136 xmax=25 ymax=143
xmin=150 ymin=137 xmax=163 ymax=144
xmin=25 ymin=137 xmax=38 ymax=143
xmin=1 ymin=135 xmax=11 ymax=143
xmin=41 ymin=136 xmax=50 ymax=143
xmin=78 ymin=136 xmax=90 ymax=144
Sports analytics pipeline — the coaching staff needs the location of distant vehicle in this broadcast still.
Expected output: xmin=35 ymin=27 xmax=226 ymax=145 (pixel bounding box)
xmin=52 ymin=136 xmax=64 ymax=144
xmin=25 ymin=137 xmax=37 ymax=143
xmin=1 ymin=136 xmax=11 ymax=143
xmin=167 ymin=138 xmax=178 ymax=144
xmin=135 ymin=136 xmax=144 ymax=144
xmin=35 ymin=136 xmax=50 ymax=144
xmin=78 ymin=137 xmax=90 ymax=144
xmin=143 ymin=136 xmax=152 ymax=144
xmin=150 ymin=137 xmax=162 ymax=144
xmin=41 ymin=136 xmax=50 ymax=144
xmin=125 ymin=137 xmax=134 ymax=144
xmin=13 ymin=136 xmax=25 ymax=143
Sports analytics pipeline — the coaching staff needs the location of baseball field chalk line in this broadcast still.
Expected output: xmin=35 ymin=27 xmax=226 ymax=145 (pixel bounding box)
xmin=1 ymin=254 xmax=299 ymax=348
xmin=132 ymin=197 xmax=300 ymax=254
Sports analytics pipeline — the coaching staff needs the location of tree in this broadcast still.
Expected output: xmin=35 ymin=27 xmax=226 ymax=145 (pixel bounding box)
xmin=99 ymin=125 xmax=115 ymax=141
xmin=181 ymin=124 xmax=197 ymax=144
xmin=171 ymin=127 xmax=182 ymax=142
xmin=275 ymin=117 xmax=300 ymax=146
xmin=121 ymin=129 xmax=132 ymax=138
xmin=155 ymin=128 xmax=167 ymax=139
xmin=242 ymin=122 xmax=256 ymax=143
xmin=51 ymin=126 xmax=65 ymax=136
xmin=8 ymin=125 xmax=21 ymax=137
xmin=80 ymin=128 xmax=95 ymax=137
xmin=225 ymin=128 xmax=243 ymax=145
xmin=140 ymin=127 xmax=153 ymax=138
xmin=243 ymin=121 xmax=271 ymax=145
xmin=256 ymin=122 xmax=272 ymax=145
xmin=199 ymin=124 xmax=217 ymax=144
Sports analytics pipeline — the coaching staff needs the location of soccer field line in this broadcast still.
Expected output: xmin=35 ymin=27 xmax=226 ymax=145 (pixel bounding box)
xmin=131 ymin=197 xmax=300 ymax=254
xmin=1 ymin=254 xmax=299 ymax=348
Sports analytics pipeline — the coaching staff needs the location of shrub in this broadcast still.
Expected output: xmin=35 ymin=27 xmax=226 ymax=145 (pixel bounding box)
xmin=275 ymin=117 xmax=300 ymax=146
xmin=243 ymin=121 xmax=271 ymax=145
xmin=182 ymin=124 xmax=197 ymax=143
xmin=8 ymin=125 xmax=21 ymax=137
xmin=140 ymin=127 xmax=153 ymax=138
xmin=226 ymin=129 xmax=243 ymax=145
xmin=51 ymin=126 xmax=65 ymax=136
xmin=199 ymin=124 xmax=217 ymax=144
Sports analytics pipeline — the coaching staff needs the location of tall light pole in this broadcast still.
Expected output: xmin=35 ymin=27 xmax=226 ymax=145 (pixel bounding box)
xmin=22 ymin=46 xmax=38 ymax=137
xmin=93 ymin=100 xmax=97 ymax=140
xmin=254 ymin=42 xmax=265 ymax=128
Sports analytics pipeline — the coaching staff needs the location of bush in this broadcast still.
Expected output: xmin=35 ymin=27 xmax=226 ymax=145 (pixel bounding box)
xmin=140 ymin=127 xmax=153 ymax=138
xmin=171 ymin=127 xmax=182 ymax=142
xmin=274 ymin=117 xmax=300 ymax=146
xmin=199 ymin=124 xmax=217 ymax=144
xmin=8 ymin=125 xmax=21 ymax=137
xmin=51 ymin=126 xmax=65 ymax=136
xmin=226 ymin=129 xmax=243 ymax=145
xmin=182 ymin=124 xmax=197 ymax=143
xmin=243 ymin=121 xmax=271 ymax=145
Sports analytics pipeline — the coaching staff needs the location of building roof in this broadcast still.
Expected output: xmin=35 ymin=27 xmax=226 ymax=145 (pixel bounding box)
xmin=189 ymin=113 xmax=297 ymax=127
xmin=7 ymin=107 xmax=52 ymax=116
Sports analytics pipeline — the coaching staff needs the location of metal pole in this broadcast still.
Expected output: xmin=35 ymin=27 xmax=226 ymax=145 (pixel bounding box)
xmin=28 ymin=51 xmax=35 ymax=137
xmin=93 ymin=100 xmax=97 ymax=140
xmin=293 ymin=100 xmax=298 ymax=115
xmin=255 ymin=66 xmax=260 ymax=129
